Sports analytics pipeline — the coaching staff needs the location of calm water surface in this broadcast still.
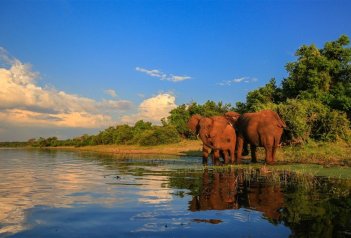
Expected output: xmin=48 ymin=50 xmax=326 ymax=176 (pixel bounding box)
xmin=0 ymin=149 xmax=350 ymax=238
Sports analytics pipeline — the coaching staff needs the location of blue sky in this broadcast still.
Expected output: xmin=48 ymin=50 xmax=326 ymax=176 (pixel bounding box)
xmin=1 ymin=0 xmax=351 ymax=141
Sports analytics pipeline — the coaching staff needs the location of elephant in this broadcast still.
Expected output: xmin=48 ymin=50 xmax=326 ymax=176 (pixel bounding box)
xmin=187 ymin=112 xmax=240 ymax=165
xmin=188 ymin=115 xmax=213 ymax=164
xmin=207 ymin=116 xmax=237 ymax=164
xmin=225 ymin=110 xmax=286 ymax=165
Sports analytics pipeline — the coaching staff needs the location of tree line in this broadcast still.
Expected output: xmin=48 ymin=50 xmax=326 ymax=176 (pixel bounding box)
xmin=1 ymin=35 xmax=350 ymax=147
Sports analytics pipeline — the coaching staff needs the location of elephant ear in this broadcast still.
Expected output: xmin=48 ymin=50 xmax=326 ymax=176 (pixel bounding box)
xmin=187 ymin=114 xmax=202 ymax=133
xmin=224 ymin=111 xmax=241 ymax=126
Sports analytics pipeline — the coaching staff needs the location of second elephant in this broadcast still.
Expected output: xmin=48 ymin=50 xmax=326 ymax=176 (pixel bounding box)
xmin=226 ymin=110 xmax=286 ymax=164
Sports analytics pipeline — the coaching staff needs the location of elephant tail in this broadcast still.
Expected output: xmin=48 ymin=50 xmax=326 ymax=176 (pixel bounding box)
xmin=277 ymin=118 xmax=287 ymax=128
xmin=274 ymin=113 xmax=287 ymax=128
xmin=272 ymin=110 xmax=287 ymax=128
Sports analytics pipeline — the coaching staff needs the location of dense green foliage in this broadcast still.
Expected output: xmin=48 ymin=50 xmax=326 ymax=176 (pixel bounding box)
xmin=282 ymin=35 xmax=351 ymax=117
xmin=1 ymin=35 xmax=350 ymax=147
xmin=13 ymin=121 xmax=180 ymax=147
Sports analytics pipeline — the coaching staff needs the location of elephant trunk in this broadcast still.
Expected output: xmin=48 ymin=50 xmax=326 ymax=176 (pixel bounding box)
xmin=203 ymin=135 xmax=224 ymax=150
xmin=197 ymin=134 xmax=221 ymax=150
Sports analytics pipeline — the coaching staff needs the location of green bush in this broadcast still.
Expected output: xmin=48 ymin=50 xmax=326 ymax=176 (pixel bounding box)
xmin=276 ymin=100 xmax=329 ymax=143
xmin=138 ymin=126 xmax=181 ymax=146
xmin=113 ymin=125 xmax=134 ymax=144
xmin=313 ymin=109 xmax=351 ymax=141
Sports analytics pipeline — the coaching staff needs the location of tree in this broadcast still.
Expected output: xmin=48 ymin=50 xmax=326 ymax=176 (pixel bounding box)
xmin=282 ymin=44 xmax=331 ymax=100
xmin=322 ymin=35 xmax=351 ymax=118
xmin=281 ymin=35 xmax=351 ymax=118
xmin=113 ymin=125 xmax=134 ymax=144
xmin=245 ymin=78 xmax=282 ymax=111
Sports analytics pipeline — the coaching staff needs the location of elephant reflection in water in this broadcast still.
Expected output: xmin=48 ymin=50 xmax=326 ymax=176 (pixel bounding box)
xmin=189 ymin=169 xmax=284 ymax=221
xmin=190 ymin=168 xmax=239 ymax=211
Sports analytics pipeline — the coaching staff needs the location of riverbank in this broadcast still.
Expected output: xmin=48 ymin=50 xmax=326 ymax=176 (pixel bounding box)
xmin=47 ymin=139 xmax=351 ymax=166
xmin=276 ymin=141 xmax=351 ymax=166
xmin=51 ymin=140 xmax=203 ymax=156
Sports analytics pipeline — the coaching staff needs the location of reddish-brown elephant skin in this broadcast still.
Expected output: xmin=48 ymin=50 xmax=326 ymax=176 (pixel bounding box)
xmin=247 ymin=183 xmax=284 ymax=221
xmin=229 ymin=110 xmax=286 ymax=165
xmin=187 ymin=112 xmax=240 ymax=165
xmin=189 ymin=168 xmax=238 ymax=211
xmin=187 ymin=115 xmax=213 ymax=164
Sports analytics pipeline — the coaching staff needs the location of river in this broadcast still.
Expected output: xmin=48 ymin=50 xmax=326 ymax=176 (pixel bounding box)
xmin=0 ymin=149 xmax=350 ymax=237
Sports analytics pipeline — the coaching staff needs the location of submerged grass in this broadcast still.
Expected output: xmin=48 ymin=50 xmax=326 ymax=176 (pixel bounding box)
xmin=202 ymin=163 xmax=351 ymax=179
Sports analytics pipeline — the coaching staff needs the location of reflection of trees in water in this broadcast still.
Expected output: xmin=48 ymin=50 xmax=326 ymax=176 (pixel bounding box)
xmin=281 ymin=175 xmax=351 ymax=238
xmin=169 ymin=168 xmax=351 ymax=237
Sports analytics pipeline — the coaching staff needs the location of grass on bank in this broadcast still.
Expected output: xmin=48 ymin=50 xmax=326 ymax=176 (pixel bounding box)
xmin=51 ymin=139 xmax=351 ymax=166
xmin=276 ymin=140 xmax=351 ymax=166
xmin=53 ymin=139 xmax=203 ymax=156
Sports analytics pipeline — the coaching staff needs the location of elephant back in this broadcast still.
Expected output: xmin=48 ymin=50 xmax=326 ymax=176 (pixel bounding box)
xmin=259 ymin=110 xmax=286 ymax=128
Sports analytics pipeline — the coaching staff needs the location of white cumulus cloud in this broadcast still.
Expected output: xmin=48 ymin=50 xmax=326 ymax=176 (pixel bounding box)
xmin=0 ymin=50 xmax=133 ymax=131
xmin=121 ymin=93 xmax=177 ymax=124
xmin=135 ymin=67 xmax=191 ymax=82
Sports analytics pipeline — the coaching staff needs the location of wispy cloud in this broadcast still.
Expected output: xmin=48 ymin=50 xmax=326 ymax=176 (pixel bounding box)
xmin=217 ymin=76 xmax=257 ymax=86
xmin=104 ymin=89 xmax=117 ymax=97
xmin=135 ymin=67 xmax=191 ymax=82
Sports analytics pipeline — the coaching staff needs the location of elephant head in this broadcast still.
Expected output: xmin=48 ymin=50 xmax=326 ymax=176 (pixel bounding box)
xmin=187 ymin=115 xmax=217 ymax=148
xmin=224 ymin=111 xmax=241 ymax=126
xmin=187 ymin=114 xmax=203 ymax=134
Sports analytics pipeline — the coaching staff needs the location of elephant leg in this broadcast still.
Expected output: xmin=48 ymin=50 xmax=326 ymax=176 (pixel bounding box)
xmin=242 ymin=141 xmax=249 ymax=156
xmin=272 ymin=134 xmax=281 ymax=163
xmin=264 ymin=136 xmax=275 ymax=165
xmin=250 ymin=144 xmax=257 ymax=163
xmin=213 ymin=149 xmax=221 ymax=166
xmin=202 ymin=145 xmax=210 ymax=165
xmin=272 ymin=146 xmax=277 ymax=163
xmin=220 ymin=150 xmax=225 ymax=163
xmin=229 ymin=149 xmax=235 ymax=165
xmin=236 ymin=136 xmax=244 ymax=164
xmin=223 ymin=150 xmax=230 ymax=164
xmin=265 ymin=146 xmax=274 ymax=165
xmin=230 ymin=137 xmax=236 ymax=164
